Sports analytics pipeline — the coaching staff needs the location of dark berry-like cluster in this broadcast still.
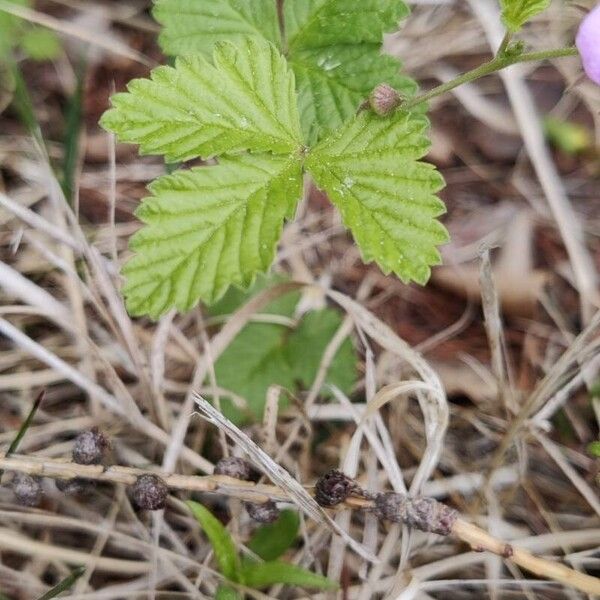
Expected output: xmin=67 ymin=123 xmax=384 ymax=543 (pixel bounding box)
xmin=214 ymin=456 xmax=280 ymax=523
xmin=314 ymin=469 xmax=361 ymax=507
xmin=131 ymin=474 xmax=169 ymax=510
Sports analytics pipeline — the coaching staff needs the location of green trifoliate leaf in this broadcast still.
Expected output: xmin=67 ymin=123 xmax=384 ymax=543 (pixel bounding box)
xmin=122 ymin=154 xmax=303 ymax=318
xmin=154 ymin=0 xmax=281 ymax=55
xmin=285 ymin=0 xmax=415 ymax=143
xmin=100 ymin=38 xmax=303 ymax=162
xmin=500 ymin=0 xmax=551 ymax=32
xmin=306 ymin=111 xmax=448 ymax=285
xmin=153 ymin=0 xmax=416 ymax=145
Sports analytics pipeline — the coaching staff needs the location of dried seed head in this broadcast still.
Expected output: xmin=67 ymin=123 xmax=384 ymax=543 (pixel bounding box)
xmin=245 ymin=500 xmax=280 ymax=523
xmin=314 ymin=469 xmax=359 ymax=507
xmin=369 ymin=83 xmax=402 ymax=116
xmin=214 ymin=457 xmax=252 ymax=481
xmin=132 ymin=474 xmax=168 ymax=510
xmin=12 ymin=473 xmax=42 ymax=507
xmin=72 ymin=428 xmax=110 ymax=465
xmin=55 ymin=477 xmax=95 ymax=496
xmin=373 ymin=492 xmax=457 ymax=536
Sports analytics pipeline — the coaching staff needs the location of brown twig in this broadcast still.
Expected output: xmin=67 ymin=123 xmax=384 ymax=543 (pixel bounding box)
xmin=2 ymin=454 xmax=599 ymax=595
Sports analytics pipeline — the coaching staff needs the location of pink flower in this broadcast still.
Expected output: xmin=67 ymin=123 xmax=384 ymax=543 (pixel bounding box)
xmin=576 ymin=3 xmax=600 ymax=85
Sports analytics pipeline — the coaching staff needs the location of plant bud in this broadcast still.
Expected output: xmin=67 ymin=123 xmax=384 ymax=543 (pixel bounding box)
xmin=131 ymin=474 xmax=168 ymax=510
xmin=72 ymin=428 xmax=110 ymax=465
xmin=214 ymin=457 xmax=253 ymax=481
xmin=369 ymin=83 xmax=402 ymax=116
xmin=12 ymin=473 xmax=42 ymax=507
xmin=314 ymin=469 xmax=359 ymax=507
xmin=245 ymin=500 xmax=280 ymax=523
xmin=373 ymin=492 xmax=457 ymax=536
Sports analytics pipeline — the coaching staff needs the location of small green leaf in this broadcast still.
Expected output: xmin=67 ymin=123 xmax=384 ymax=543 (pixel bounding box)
xmin=240 ymin=560 xmax=337 ymax=590
xmin=306 ymin=110 xmax=448 ymax=285
xmin=215 ymin=585 xmax=242 ymax=600
xmin=286 ymin=309 xmax=356 ymax=395
xmin=101 ymin=38 xmax=303 ymax=162
xmin=587 ymin=441 xmax=600 ymax=458
xmin=21 ymin=27 xmax=61 ymax=60
xmin=209 ymin=274 xmax=300 ymax=319
xmin=187 ymin=501 xmax=241 ymax=582
xmin=215 ymin=320 xmax=295 ymax=422
xmin=500 ymin=0 xmax=551 ymax=32
xmin=154 ymin=0 xmax=281 ymax=55
xmin=248 ymin=509 xmax=300 ymax=561
xmin=122 ymin=153 xmax=303 ymax=317
xmin=214 ymin=303 xmax=357 ymax=423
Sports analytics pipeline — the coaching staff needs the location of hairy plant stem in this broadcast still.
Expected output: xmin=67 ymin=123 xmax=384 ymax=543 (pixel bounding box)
xmin=401 ymin=46 xmax=578 ymax=111
xmin=1 ymin=454 xmax=600 ymax=595
xmin=496 ymin=32 xmax=513 ymax=56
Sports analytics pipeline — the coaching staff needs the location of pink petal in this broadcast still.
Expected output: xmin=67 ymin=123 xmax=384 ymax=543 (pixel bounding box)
xmin=576 ymin=3 xmax=600 ymax=85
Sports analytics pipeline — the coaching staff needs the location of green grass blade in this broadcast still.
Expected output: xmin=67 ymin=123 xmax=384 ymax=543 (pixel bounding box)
xmin=10 ymin=60 xmax=43 ymax=145
xmin=240 ymin=560 xmax=337 ymax=590
xmin=0 ymin=389 xmax=45 ymax=480
xmin=36 ymin=566 xmax=85 ymax=599
xmin=187 ymin=501 xmax=241 ymax=582
xmin=61 ymin=59 xmax=86 ymax=204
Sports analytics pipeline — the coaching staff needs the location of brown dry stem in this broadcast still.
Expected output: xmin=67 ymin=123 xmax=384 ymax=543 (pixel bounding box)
xmin=2 ymin=454 xmax=599 ymax=596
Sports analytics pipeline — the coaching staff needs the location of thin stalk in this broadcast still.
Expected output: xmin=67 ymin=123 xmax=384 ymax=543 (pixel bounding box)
xmin=1 ymin=453 xmax=599 ymax=595
xmin=496 ymin=31 xmax=512 ymax=56
xmin=401 ymin=46 xmax=578 ymax=111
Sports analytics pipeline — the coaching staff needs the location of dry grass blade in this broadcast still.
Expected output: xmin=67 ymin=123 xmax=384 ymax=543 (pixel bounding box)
xmin=193 ymin=394 xmax=378 ymax=563
xmin=327 ymin=289 xmax=449 ymax=495
xmin=1 ymin=0 xmax=599 ymax=597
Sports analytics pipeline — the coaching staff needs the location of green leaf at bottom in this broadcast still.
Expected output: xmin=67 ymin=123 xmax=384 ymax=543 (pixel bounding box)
xmin=240 ymin=560 xmax=337 ymax=590
xmin=215 ymin=585 xmax=242 ymax=600
xmin=248 ymin=509 xmax=300 ymax=561
xmin=187 ymin=501 xmax=241 ymax=582
xmin=214 ymin=307 xmax=356 ymax=423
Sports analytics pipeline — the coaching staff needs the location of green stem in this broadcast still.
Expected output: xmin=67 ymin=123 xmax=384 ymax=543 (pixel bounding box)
xmin=496 ymin=32 xmax=513 ymax=56
xmin=401 ymin=46 xmax=578 ymax=111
